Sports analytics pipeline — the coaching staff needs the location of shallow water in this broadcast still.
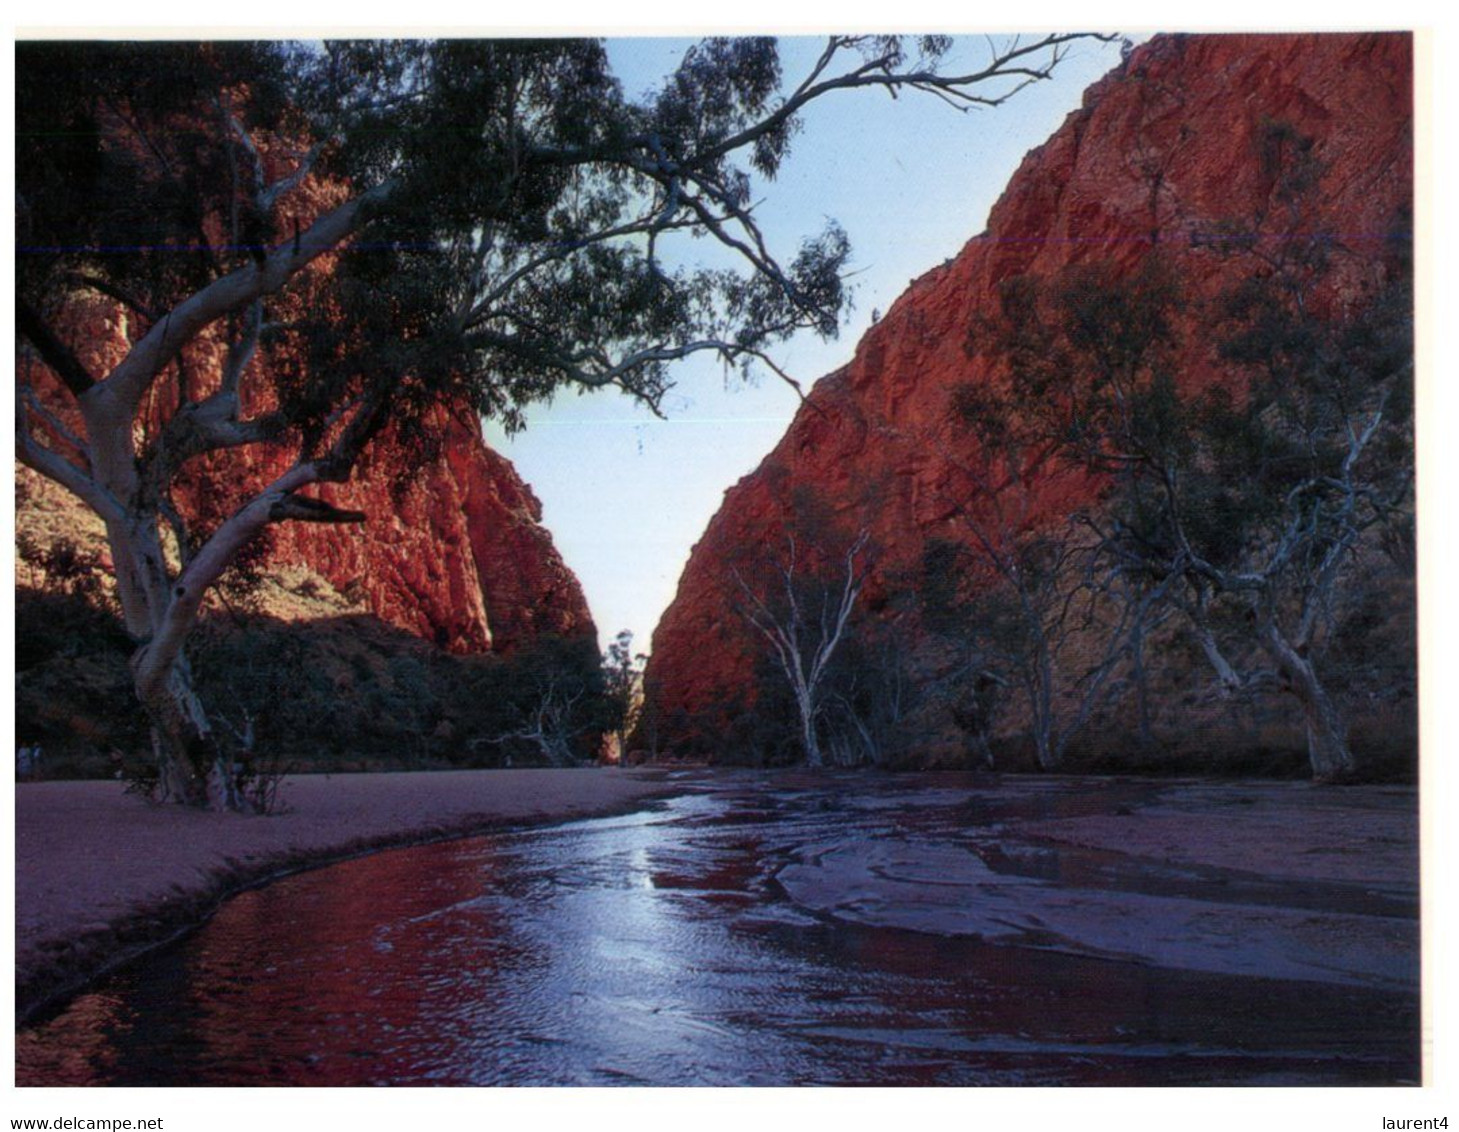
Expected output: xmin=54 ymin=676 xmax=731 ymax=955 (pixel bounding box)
xmin=15 ymin=773 xmax=1420 ymax=1086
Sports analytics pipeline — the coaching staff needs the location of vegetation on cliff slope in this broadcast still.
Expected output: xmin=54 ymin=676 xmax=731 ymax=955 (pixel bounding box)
xmin=17 ymin=35 xmax=1100 ymax=804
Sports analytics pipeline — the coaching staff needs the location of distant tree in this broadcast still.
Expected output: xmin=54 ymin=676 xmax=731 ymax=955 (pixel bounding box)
xmin=967 ymin=158 xmax=1413 ymax=779
xmin=380 ymin=655 xmax=439 ymax=763
xmin=936 ymin=267 xmax=1178 ymax=769
xmin=1183 ymin=234 xmax=1412 ymax=777
xmin=15 ymin=34 xmax=1104 ymax=807
xmin=485 ymin=679 xmax=587 ymax=768
xmin=821 ymin=628 xmax=918 ymax=767
xmin=476 ymin=636 xmax=606 ymax=767
xmin=920 ymin=531 xmax=1137 ymax=771
xmin=732 ymin=527 xmax=871 ymax=767
xmin=602 ymin=629 xmax=646 ymax=763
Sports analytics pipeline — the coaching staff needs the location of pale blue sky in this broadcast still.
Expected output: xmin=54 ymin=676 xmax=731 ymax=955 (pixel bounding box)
xmin=483 ymin=34 xmax=1133 ymax=653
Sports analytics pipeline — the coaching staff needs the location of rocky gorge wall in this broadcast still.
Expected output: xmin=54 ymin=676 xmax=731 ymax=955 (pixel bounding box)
xmin=641 ymin=33 xmax=1414 ymax=766
xmin=17 ymin=301 xmax=594 ymax=657
xmin=227 ymin=401 xmax=595 ymax=655
xmin=17 ymin=92 xmax=595 ymax=661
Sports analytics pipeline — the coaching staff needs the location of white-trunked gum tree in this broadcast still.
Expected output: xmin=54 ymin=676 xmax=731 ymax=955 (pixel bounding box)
xmin=16 ymin=35 xmax=1109 ymax=807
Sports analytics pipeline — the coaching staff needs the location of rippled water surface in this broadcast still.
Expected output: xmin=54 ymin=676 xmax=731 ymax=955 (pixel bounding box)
xmin=16 ymin=773 xmax=1420 ymax=1086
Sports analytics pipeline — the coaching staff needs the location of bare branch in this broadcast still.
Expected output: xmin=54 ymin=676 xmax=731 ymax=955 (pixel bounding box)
xmin=221 ymin=301 xmax=264 ymax=399
xmin=260 ymin=142 xmax=328 ymax=212
xmin=105 ymin=180 xmax=395 ymax=412
xmin=67 ymin=273 xmax=161 ymax=323
xmin=16 ymin=298 xmax=96 ymax=396
xmin=467 ymin=327 xmax=807 ymax=404
xmin=19 ymin=383 xmax=90 ymax=460
xmin=224 ymin=101 xmax=267 ymax=196
xmin=698 ymin=34 xmax=1109 ymax=165
xmin=134 ymin=459 xmax=322 ymax=700
xmin=268 ymin=494 xmax=367 ymax=524
xmin=464 ymin=209 xmax=699 ymax=328
xmin=147 ymin=394 xmax=288 ymax=490
xmin=15 ymin=387 xmax=122 ymax=523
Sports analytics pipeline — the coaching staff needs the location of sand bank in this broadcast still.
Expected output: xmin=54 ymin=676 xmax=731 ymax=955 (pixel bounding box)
xmin=14 ymin=768 xmax=683 ymax=1023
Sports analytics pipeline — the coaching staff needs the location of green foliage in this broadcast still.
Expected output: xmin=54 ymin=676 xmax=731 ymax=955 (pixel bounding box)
xmin=717 ymin=663 xmax=805 ymax=768
xmin=12 ymin=34 xmax=1108 ymax=789
xmin=817 ymin=629 xmax=921 ymax=767
xmin=18 ymin=36 xmax=1091 ymax=448
xmin=15 ymin=576 xmax=620 ymax=778
xmin=461 ymin=634 xmax=611 ymax=765
xmin=15 ymin=37 xmax=868 ymax=439
xmin=601 ymin=629 xmax=645 ymax=758
xmin=653 ymin=38 xmax=785 ymax=176
xmin=972 ymin=235 xmax=1411 ymax=594
xmin=14 ymin=586 xmax=150 ymax=769
xmin=942 ymin=112 xmax=1413 ymax=779
xmin=921 ymin=536 xmax=1059 ymax=664
xmin=953 ymin=189 xmax=1412 ymax=775
xmin=15 ymin=532 xmax=114 ymax=607
xmin=189 ymin=622 xmax=613 ymax=770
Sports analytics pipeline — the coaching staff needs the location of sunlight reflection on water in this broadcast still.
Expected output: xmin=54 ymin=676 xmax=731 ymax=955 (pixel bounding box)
xmin=16 ymin=774 xmax=1419 ymax=1086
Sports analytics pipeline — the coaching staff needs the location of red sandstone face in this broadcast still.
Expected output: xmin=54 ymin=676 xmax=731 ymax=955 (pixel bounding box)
xmin=23 ymin=350 xmax=595 ymax=654
xmin=241 ymin=401 xmax=596 ymax=654
xmin=642 ymin=33 xmax=1413 ymax=745
xmin=22 ymin=315 xmax=594 ymax=658
xmin=19 ymin=94 xmax=595 ymax=657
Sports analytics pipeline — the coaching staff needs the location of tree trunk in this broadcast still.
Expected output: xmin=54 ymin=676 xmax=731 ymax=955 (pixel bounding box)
xmin=136 ymin=653 xmax=243 ymax=810
xmin=540 ymin=733 xmax=580 ymax=768
xmin=1029 ymin=667 xmax=1060 ymax=771
xmin=1031 ymin=724 xmax=1058 ymax=771
xmin=800 ymin=701 xmax=824 ymax=768
xmin=1260 ymin=622 xmax=1358 ymax=781
xmin=1289 ymin=662 xmax=1357 ymax=782
xmin=971 ymin=730 xmax=996 ymax=770
xmin=844 ymin=708 xmax=881 ymax=766
xmin=1131 ymin=621 xmax=1154 ymax=750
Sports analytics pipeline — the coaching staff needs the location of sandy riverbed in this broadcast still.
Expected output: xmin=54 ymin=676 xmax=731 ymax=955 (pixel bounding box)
xmin=14 ymin=768 xmax=682 ymax=1022
xmin=13 ymin=769 xmax=1422 ymax=1028
xmin=16 ymin=772 xmax=1422 ymax=1086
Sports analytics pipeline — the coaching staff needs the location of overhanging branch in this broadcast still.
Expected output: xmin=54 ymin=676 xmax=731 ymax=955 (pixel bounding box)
xmin=104 ymin=180 xmax=395 ymax=411
xmin=268 ymin=494 xmax=367 ymax=524
xmin=67 ymin=273 xmax=161 ymax=323
xmin=16 ymin=298 xmax=97 ymax=396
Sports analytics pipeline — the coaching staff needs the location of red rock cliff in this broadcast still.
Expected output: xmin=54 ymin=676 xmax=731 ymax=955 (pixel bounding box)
xmin=258 ymin=402 xmax=595 ymax=653
xmin=19 ymin=319 xmax=594 ymax=655
xmin=18 ymin=93 xmax=595 ymax=658
xmin=642 ymin=32 xmax=1413 ymax=756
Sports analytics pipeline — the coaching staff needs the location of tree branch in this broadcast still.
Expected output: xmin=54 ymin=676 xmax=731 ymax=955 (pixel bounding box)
xmin=104 ymin=181 xmax=394 ymax=411
xmin=699 ymin=33 xmax=1107 ymax=165
xmin=19 ymin=383 xmax=90 ymax=460
xmin=67 ymin=273 xmax=161 ymax=323
xmin=15 ymin=387 xmax=122 ymax=523
xmin=261 ymin=142 xmax=328 ymax=212
xmin=134 ymin=459 xmax=322 ymax=700
xmin=221 ymin=301 xmax=264 ymax=398
xmin=268 ymin=494 xmax=367 ymax=524
xmin=16 ymin=298 xmax=97 ymax=396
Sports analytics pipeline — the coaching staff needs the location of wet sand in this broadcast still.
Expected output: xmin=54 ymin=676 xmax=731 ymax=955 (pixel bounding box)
xmin=778 ymin=780 xmax=1418 ymax=991
xmin=14 ymin=770 xmax=1420 ymax=1034
xmin=14 ymin=768 xmax=682 ymax=1023
xmin=16 ymin=773 xmax=1421 ymax=1086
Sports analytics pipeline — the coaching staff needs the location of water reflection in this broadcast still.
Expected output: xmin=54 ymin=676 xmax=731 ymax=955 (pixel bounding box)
xmin=16 ymin=774 xmax=1419 ymax=1086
